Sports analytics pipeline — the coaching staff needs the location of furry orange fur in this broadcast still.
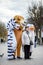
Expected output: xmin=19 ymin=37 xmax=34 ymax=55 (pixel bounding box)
xmin=13 ymin=15 xmax=24 ymax=57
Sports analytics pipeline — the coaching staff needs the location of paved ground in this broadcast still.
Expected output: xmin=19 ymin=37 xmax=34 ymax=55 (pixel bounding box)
xmin=0 ymin=43 xmax=43 ymax=65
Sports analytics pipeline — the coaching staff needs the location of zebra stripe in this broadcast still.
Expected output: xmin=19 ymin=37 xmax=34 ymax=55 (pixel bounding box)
xmin=7 ymin=51 xmax=14 ymax=53
xmin=7 ymin=39 xmax=13 ymax=41
xmin=8 ymin=48 xmax=13 ymax=50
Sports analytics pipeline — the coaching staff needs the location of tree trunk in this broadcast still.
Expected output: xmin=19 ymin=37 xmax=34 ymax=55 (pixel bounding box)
xmin=39 ymin=27 xmax=42 ymax=45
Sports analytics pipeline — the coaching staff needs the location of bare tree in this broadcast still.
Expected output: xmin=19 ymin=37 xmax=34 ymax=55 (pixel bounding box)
xmin=0 ymin=21 xmax=7 ymax=42
xmin=27 ymin=1 xmax=43 ymax=43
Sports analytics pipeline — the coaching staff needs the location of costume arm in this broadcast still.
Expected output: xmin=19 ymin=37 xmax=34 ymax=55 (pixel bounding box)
xmin=9 ymin=19 xmax=16 ymax=30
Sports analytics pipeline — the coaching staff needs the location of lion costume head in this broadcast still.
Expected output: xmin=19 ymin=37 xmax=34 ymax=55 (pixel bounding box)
xmin=13 ymin=15 xmax=24 ymax=30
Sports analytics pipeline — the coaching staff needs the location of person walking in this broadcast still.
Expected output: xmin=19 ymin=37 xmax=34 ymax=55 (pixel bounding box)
xmin=34 ymin=36 xmax=37 ymax=48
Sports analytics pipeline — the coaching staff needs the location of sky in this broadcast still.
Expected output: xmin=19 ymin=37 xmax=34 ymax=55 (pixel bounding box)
xmin=0 ymin=0 xmax=41 ymax=24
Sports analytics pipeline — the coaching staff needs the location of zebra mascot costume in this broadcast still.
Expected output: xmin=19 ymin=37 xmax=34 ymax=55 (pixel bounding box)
xmin=7 ymin=19 xmax=17 ymax=60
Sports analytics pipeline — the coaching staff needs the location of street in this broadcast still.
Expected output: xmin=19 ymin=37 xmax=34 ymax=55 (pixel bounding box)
xmin=0 ymin=43 xmax=43 ymax=65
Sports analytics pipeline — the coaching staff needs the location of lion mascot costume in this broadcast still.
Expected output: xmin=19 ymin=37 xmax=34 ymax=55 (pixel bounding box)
xmin=13 ymin=15 xmax=24 ymax=59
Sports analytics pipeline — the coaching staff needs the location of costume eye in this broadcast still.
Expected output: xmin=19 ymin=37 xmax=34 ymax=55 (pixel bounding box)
xmin=17 ymin=26 xmax=20 ymax=28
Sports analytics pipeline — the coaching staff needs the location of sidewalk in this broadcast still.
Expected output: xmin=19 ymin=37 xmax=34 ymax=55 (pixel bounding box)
xmin=0 ymin=43 xmax=43 ymax=65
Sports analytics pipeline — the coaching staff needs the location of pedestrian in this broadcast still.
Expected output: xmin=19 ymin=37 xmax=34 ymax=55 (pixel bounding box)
xmin=22 ymin=25 xmax=30 ymax=59
xmin=29 ymin=29 xmax=35 ymax=57
xmin=7 ymin=19 xmax=17 ymax=60
xmin=34 ymin=36 xmax=37 ymax=48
